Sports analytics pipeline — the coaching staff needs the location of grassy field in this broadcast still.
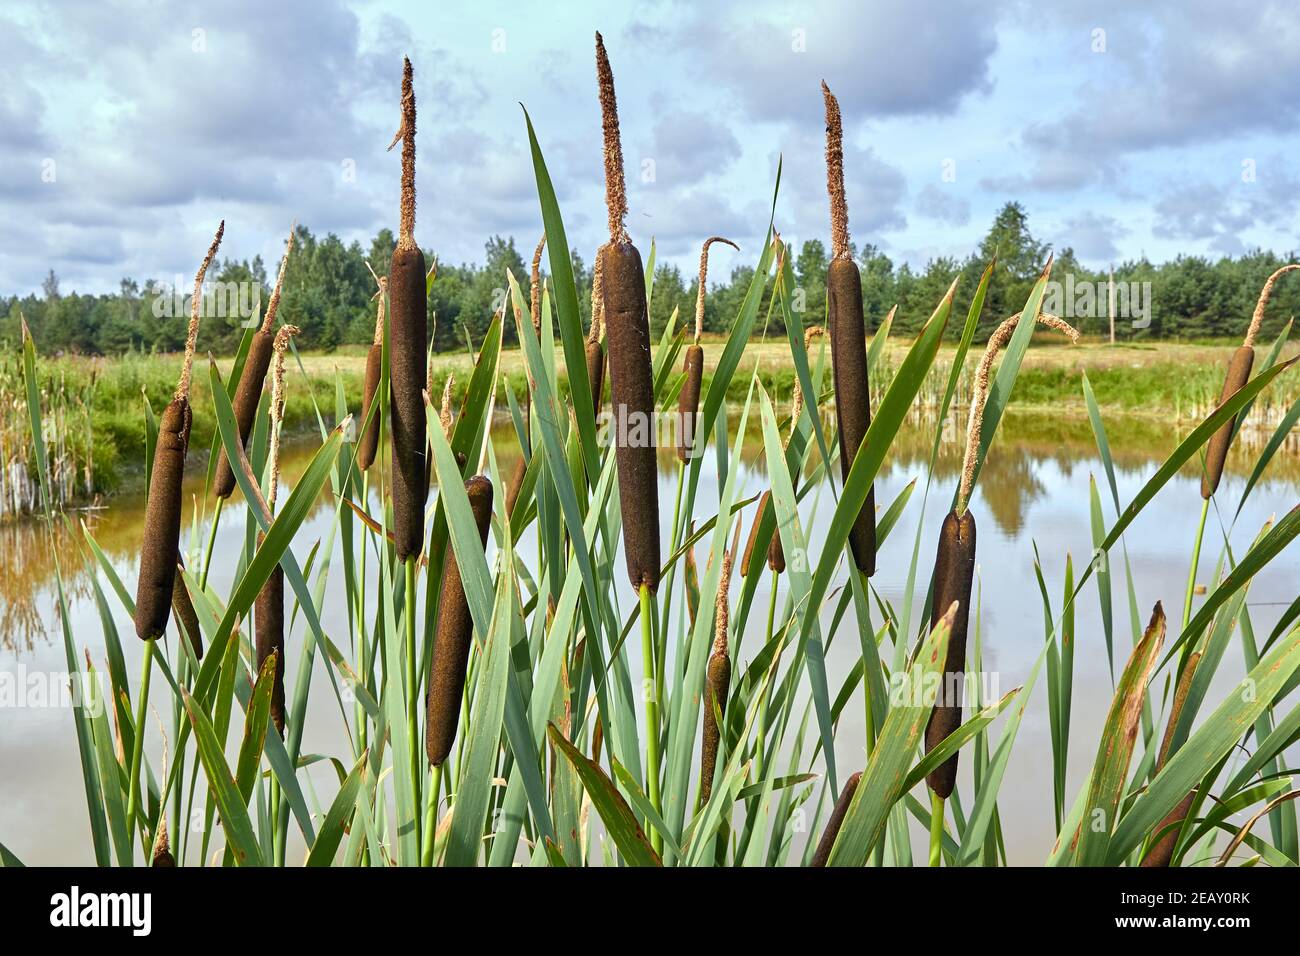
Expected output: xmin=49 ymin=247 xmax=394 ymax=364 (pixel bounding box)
xmin=7 ymin=334 xmax=1295 ymax=497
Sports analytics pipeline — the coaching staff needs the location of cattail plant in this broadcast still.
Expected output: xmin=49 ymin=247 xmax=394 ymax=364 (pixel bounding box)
xmin=1140 ymin=651 xmax=1202 ymax=867
xmin=255 ymin=324 xmax=299 ymax=735
xmin=596 ymin=32 xmax=665 ymax=847
xmin=356 ymin=264 xmax=386 ymax=472
xmin=1201 ymin=264 xmax=1298 ymax=498
xmin=924 ymin=310 xmax=1080 ymax=805
xmin=678 ymin=236 xmax=738 ymax=461
xmin=387 ymin=55 xmax=428 ymax=563
xmin=700 ymin=520 xmax=742 ymax=804
xmin=810 ymin=770 xmax=862 ymax=867
xmin=426 ymin=475 xmax=494 ymax=766
xmin=586 ymin=249 xmax=606 ymax=414
xmin=597 ymin=33 xmax=659 ymax=592
xmin=135 ymin=221 xmax=223 ymax=641
xmin=424 ymin=372 xmax=456 ymax=497
xmin=822 ymin=82 xmax=875 ymax=577
xmin=213 ymin=222 xmax=293 ymax=498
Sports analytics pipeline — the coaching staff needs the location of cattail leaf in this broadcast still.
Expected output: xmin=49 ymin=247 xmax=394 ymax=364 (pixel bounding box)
xmin=84 ymin=660 xmax=133 ymax=866
xmin=903 ymin=687 xmax=1022 ymax=792
xmin=1086 ymin=477 xmax=1115 ymax=678
xmin=548 ymin=723 xmax=662 ymax=867
xmin=235 ymin=652 xmax=277 ymax=803
xmin=522 ymin=108 xmax=600 ymax=480
xmin=306 ymin=750 xmax=369 ymax=867
xmin=181 ymin=688 xmax=264 ymax=866
xmin=1108 ymin=625 xmax=1300 ymax=863
xmin=1070 ymin=603 xmax=1165 ymax=866
xmin=610 ymin=758 xmax=680 ymax=857
xmin=824 ymin=606 xmax=953 ymax=866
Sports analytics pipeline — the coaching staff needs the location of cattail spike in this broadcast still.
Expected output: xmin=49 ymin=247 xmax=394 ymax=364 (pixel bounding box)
xmin=439 ymin=374 xmax=454 ymax=440
xmin=589 ymin=243 xmax=607 ymax=346
xmin=259 ymin=221 xmax=296 ymax=333
xmin=267 ymin=325 xmax=300 ymax=512
xmin=822 ymin=83 xmax=850 ymax=261
xmin=957 ymin=309 xmax=1079 ymax=513
xmin=175 ymin=220 xmax=224 ymax=402
xmin=694 ymin=236 xmax=739 ymax=343
xmin=396 ymin=56 xmax=417 ymax=248
xmin=530 ymin=234 xmax=547 ymax=334
xmin=1245 ymin=263 xmax=1299 ymax=348
xmin=595 ymin=33 xmax=629 ymax=245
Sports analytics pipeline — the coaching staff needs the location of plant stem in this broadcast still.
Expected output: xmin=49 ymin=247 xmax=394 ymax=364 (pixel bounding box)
xmin=421 ymin=763 xmax=443 ymax=866
xmin=640 ymin=583 xmax=662 ymax=854
xmin=656 ymin=460 xmax=687 ymax=702
xmin=928 ymin=792 xmax=945 ymax=867
xmin=754 ymin=569 xmax=779 ymax=781
xmin=125 ymin=637 xmax=155 ymax=860
xmin=1181 ymin=498 xmax=1209 ymax=631
xmin=405 ymin=555 xmax=421 ymax=847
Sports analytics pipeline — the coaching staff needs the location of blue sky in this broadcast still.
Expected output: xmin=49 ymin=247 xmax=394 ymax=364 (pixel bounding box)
xmin=2 ymin=0 xmax=1297 ymax=295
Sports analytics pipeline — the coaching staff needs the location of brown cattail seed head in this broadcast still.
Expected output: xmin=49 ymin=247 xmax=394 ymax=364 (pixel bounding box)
xmin=586 ymin=340 xmax=605 ymax=414
xmin=213 ymin=330 xmax=274 ymax=498
xmin=172 ymin=551 xmax=203 ymax=660
xmin=254 ymin=549 xmax=286 ymax=736
xmin=741 ymin=491 xmax=771 ymax=578
xmin=700 ymin=649 xmax=731 ymax=805
xmin=135 ymin=398 xmax=191 ymax=641
xmin=810 ymin=770 xmax=862 ymax=866
xmin=389 ymin=242 xmax=428 ymax=560
xmin=427 ymin=475 xmax=495 ymax=766
xmin=1201 ymin=346 xmax=1255 ymax=499
xmin=828 ymin=256 xmax=875 ymax=576
xmin=357 ymin=343 xmax=383 ymax=471
xmin=923 ymin=509 xmax=977 ymax=799
xmin=677 ymin=344 xmax=704 ymax=462
xmin=601 ymin=242 xmax=660 ymax=592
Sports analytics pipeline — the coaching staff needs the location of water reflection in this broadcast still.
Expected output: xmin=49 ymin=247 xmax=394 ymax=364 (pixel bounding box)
xmin=2 ymin=405 xmax=1297 ymax=652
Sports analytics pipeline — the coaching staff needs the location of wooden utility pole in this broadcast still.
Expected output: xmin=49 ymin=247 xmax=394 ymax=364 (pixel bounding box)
xmin=1108 ymin=266 xmax=1116 ymax=344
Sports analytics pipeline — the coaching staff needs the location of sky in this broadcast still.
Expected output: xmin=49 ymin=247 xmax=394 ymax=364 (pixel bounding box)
xmin=2 ymin=0 xmax=1298 ymax=295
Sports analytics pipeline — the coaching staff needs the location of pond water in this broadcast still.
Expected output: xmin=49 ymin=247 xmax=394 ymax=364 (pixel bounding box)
xmin=2 ymin=406 xmax=1297 ymax=865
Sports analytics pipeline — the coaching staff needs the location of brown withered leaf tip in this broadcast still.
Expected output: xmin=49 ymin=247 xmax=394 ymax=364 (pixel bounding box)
xmin=821 ymin=82 xmax=850 ymax=261
xmin=595 ymin=33 xmax=629 ymax=245
xmin=695 ymin=236 xmax=739 ymax=342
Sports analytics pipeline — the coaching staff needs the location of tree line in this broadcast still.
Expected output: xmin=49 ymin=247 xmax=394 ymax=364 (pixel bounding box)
xmin=5 ymin=203 xmax=1298 ymax=357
